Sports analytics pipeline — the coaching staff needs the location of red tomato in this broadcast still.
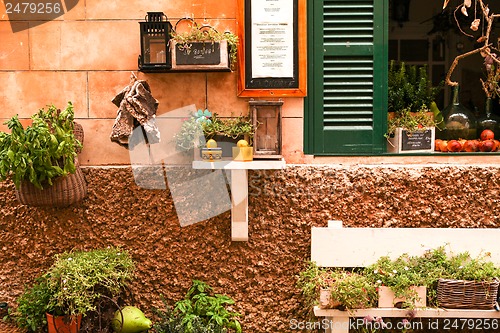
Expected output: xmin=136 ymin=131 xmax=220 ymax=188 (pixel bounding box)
xmin=480 ymin=129 xmax=495 ymax=141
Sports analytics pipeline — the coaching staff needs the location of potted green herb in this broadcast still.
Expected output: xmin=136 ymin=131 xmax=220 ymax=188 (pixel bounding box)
xmin=365 ymin=254 xmax=426 ymax=309
xmin=326 ymin=270 xmax=377 ymax=310
xmin=297 ymin=262 xmax=377 ymax=312
xmin=13 ymin=247 xmax=135 ymax=333
xmin=386 ymin=61 xmax=443 ymax=153
xmin=297 ymin=261 xmax=338 ymax=313
xmin=174 ymin=110 xmax=255 ymax=157
xmin=152 ymin=280 xmax=242 ymax=333
xmin=0 ymin=102 xmax=87 ymax=206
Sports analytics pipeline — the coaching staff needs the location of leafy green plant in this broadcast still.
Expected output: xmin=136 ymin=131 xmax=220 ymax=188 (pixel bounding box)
xmin=0 ymin=102 xmax=81 ymax=189
xmin=171 ymin=26 xmax=239 ymax=70
xmin=202 ymin=114 xmax=255 ymax=143
xmin=297 ymin=262 xmax=377 ymax=312
xmin=12 ymin=247 xmax=135 ymax=332
xmin=386 ymin=61 xmax=443 ymax=137
xmin=328 ymin=270 xmax=378 ymax=310
xmin=153 ymin=280 xmax=241 ymax=333
xmin=444 ymin=251 xmax=500 ymax=281
xmin=385 ymin=108 xmax=439 ymax=138
xmin=388 ymin=61 xmax=442 ymax=114
xmin=46 ymin=247 xmax=135 ymax=317
xmin=174 ymin=111 xmax=255 ymax=152
xmin=13 ymin=277 xmax=52 ymax=332
xmin=296 ymin=261 xmax=324 ymax=310
xmin=365 ymin=254 xmax=426 ymax=308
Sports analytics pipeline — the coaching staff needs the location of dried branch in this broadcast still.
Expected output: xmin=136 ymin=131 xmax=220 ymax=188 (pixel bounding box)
xmin=446 ymin=45 xmax=489 ymax=86
xmin=444 ymin=0 xmax=500 ymax=87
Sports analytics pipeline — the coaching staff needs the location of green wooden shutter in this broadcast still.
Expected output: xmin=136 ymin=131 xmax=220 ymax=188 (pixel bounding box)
xmin=305 ymin=0 xmax=388 ymax=155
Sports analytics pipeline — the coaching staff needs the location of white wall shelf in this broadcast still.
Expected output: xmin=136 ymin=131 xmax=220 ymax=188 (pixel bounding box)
xmin=192 ymin=158 xmax=285 ymax=241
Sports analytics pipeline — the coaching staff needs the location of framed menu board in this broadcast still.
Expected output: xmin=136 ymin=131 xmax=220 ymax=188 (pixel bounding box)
xmin=237 ymin=0 xmax=307 ymax=97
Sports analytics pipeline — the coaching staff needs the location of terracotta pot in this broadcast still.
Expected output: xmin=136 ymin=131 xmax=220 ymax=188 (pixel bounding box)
xmin=46 ymin=313 xmax=82 ymax=333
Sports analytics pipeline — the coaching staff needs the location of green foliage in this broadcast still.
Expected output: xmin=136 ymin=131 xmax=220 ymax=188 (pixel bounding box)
xmin=171 ymin=26 xmax=239 ymax=70
xmin=46 ymin=247 xmax=135 ymax=317
xmin=365 ymin=254 xmax=425 ymax=308
xmin=298 ymin=247 xmax=500 ymax=311
xmin=174 ymin=112 xmax=255 ymax=152
xmin=152 ymin=280 xmax=242 ymax=333
xmin=13 ymin=247 xmax=135 ymax=332
xmin=388 ymin=60 xmax=442 ymax=114
xmin=328 ymin=270 xmax=378 ymax=310
xmin=202 ymin=114 xmax=255 ymax=143
xmin=0 ymin=102 xmax=81 ymax=189
xmin=175 ymin=117 xmax=205 ymax=152
xmin=386 ymin=108 xmax=438 ymax=137
xmin=297 ymin=262 xmax=376 ymax=311
xmin=13 ymin=277 xmax=52 ymax=332
xmin=296 ymin=261 xmax=324 ymax=309
xmin=444 ymin=251 xmax=500 ymax=282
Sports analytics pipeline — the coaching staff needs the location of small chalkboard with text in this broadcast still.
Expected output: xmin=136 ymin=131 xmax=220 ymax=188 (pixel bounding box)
xmin=401 ymin=129 xmax=433 ymax=151
xmin=175 ymin=42 xmax=222 ymax=65
xmin=171 ymin=41 xmax=230 ymax=71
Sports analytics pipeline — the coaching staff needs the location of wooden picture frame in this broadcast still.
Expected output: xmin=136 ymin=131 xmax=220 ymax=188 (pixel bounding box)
xmin=237 ymin=0 xmax=307 ymax=97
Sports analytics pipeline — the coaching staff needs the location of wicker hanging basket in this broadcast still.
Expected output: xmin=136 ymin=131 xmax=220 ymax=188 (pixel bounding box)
xmin=74 ymin=122 xmax=84 ymax=153
xmin=15 ymin=160 xmax=87 ymax=207
xmin=437 ymin=278 xmax=500 ymax=309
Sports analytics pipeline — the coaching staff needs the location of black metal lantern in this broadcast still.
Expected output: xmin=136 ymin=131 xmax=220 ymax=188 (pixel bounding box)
xmin=138 ymin=12 xmax=172 ymax=72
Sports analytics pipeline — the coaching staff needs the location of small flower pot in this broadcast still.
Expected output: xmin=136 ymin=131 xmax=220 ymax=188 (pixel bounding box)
xmin=46 ymin=313 xmax=82 ymax=333
xmin=319 ymin=288 xmax=342 ymax=309
xmin=378 ymin=286 xmax=426 ymax=308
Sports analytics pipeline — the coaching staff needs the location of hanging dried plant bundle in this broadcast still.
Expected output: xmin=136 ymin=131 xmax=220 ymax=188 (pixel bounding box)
xmin=444 ymin=0 xmax=500 ymax=95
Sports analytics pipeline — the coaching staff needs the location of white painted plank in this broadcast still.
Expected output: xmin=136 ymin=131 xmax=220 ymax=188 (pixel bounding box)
xmin=311 ymin=227 xmax=500 ymax=267
xmin=192 ymin=159 xmax=285 ymax=170
xmin=231 ymin=169 xmax=248 ymax=241
xmin=314 ymin=306 xmax=500 ymax=319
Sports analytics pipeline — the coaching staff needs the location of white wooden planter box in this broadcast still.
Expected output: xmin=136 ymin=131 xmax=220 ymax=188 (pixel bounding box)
xmin=387 ymin=127 xmax=435 ymax=154
xmin=378 ymin=286 xmax=426 ymax=308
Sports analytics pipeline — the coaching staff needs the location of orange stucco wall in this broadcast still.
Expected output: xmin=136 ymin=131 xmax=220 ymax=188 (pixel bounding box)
xmin=0 ymin=0 xmax=306 ymax=165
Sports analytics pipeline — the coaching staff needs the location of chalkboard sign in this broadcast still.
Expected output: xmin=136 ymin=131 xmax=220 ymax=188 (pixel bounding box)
xmin=175 ymin=42 xmax=222 ymax=65
xmin=237 ymin=0 xmax=307 ymax=97
xmin=170 ymin=40 xmax=230 ymax=71
xmin=402 ymin=129 xmax=433 ymax=151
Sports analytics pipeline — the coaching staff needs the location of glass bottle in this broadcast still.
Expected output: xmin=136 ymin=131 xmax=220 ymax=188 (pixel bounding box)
xmin=441 ymin=84 xmax=477 ymax=140
xmin=477 ymin=97 xmax=500 ymax=139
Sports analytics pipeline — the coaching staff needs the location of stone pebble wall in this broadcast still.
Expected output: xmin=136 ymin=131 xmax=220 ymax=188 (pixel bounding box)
xmin=1 ymin=165 xmax=500 ymax=332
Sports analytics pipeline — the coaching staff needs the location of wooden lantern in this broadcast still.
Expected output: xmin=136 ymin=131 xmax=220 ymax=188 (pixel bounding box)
xmin=249 ymin=100 xmax=283 ymax=159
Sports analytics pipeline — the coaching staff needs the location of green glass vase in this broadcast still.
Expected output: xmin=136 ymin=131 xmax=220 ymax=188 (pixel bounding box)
xmin=441 ymin=84 xmax=477 ymax=140
xmin=477 ymin=97 xmax=500 ymax=139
